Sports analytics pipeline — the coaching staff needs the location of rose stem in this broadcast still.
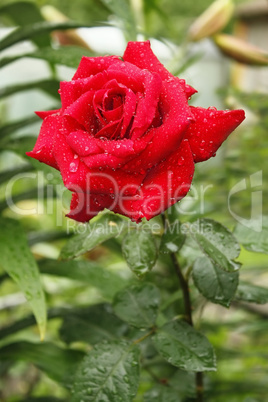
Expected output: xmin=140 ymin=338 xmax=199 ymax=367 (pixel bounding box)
xmin=161 ymin=213 xmax=204 ymax=402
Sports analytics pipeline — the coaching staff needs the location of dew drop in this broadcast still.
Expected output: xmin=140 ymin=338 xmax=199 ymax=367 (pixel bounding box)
xmin=69 ymin=162 xmax=78 ymax=173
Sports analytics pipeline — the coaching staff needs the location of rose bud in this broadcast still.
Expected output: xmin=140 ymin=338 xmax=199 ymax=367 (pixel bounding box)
xmin=26 ymin=41 xmax=245 ymax=223
xmin=188 ymin=0 xmax=234 ymax=42
xmin=213 ymin=33 xmax=268 ymax=65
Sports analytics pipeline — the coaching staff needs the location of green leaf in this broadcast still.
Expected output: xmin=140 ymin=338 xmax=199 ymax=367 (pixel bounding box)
xmin=71 ymin=340 xmax=140 ymax=402
xmin=144 ymin=385 xmax=182 ymax=402
xmin=113 ymin=282 xmax=160 ymax=328
xmin=60 ymin=213 xmax=127 ymax=260
xmin=0 ymin=341 xmax=84 ymax=385
xmin=0 ymin=1 xmax=50 ymax=48
xmin=152 ymin=320 xmax=216 ymax=372
xmin=39 ymin=259 xmax=126 ymax=300
xmin=59 ymin=304 xmax=127 ymax=345
xmin=160 ymin=221 xmax=185 ymax=253
xmin=0 ymin=218 xmax=46 ymax=340
xmin=235 ymin=282 xmax=268 ymax=304
xmin=192 ymin=256 xmax=239 ymax=307
xmin=233 ymin=216 xmax=268 ymax=254
xmin=0 ymin=21 xmax=97 ymax=51
xmin=0 ymin=79 xmax=60 ymax=100
xmin=0 ymin=115 xmax=40 ymax=139
xmin=190 ymin=219 xmax=241 ymax=272
xmin=1 ymin=46 xmax=95 ymax=69
xmin=122 ymin=230 xmax=158 ymax=277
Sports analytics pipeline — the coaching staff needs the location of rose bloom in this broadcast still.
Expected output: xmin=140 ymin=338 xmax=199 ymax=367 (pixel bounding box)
xmin=26 ymin=41 xmax=245 ymax=222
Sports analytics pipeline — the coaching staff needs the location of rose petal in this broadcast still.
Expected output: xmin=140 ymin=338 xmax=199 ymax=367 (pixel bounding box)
xmin=123 ymin=41 xmax=196 ymax=95
xmin=120 ymin=88 xmax=137 ymax=138
xmin=98 ymin=138 xmax=135 ymax=158
xmin=52 ymin=130 xmax=91 ymax=191
xmin=66 ymin=131 xmax=102 ymax=156
xmin=82 ymin=153 xmax=125 ymax=169
xmin=25 ymin=115 xmax=60 ymax=169
xmin=35 ymin=109 xmax=61 ymax=120
xmin=60 ymin=73 xmax=108 ymax=110
xmin=186 ymin=107 xmax=245 ymax=162
xmin=107 ymin=62 xmax=144 ymax=92
xmin=94 ymin=120 xmax=121 ymax=139
xmin=82 ymin=168 xmax=146 ymax=196
xmin=123 ymin=41 xmax=173 ymax=81
xmin=124 ymin=79 xmax=193 ymax=172
xmin=130 ymin=70 xmax=162 ymax=140
xmin=63 ymin=90 xmax=96 ymax=132
xmin=67 ymin=192 xmax=114 ymax=222
xmin=72 ymin=56 xmax=122 ymax=80
xmin=139 ymin=140 xmax=194 ymax=220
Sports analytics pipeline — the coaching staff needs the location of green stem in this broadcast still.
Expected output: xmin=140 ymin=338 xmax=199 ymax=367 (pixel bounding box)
xmin=133 ymin=327 xmax=156 ymax=345
xmin=161 ymin=213 xmax=204 ymax=401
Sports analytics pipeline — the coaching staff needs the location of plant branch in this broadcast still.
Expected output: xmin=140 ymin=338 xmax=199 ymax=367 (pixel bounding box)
xmin=162 ymin=213 xmax=204 ymax=401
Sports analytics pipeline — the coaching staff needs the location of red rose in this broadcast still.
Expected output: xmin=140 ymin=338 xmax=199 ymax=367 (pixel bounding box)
xmin=26 ymin=41 xmax=245 ymax=223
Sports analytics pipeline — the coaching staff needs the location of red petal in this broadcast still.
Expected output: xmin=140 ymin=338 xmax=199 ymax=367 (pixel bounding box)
xmin=123 ymin=41 xmax=173 ymax=81
xmin=63 ymin=90 xmax=96 ymax=132
xmin=186 ymin=107 xmax=245 ymax=162
xmin=72 ymin=56 xmax=122 ymax=80
xmin=35 ymin=109 xmax=61 ymax=119
xmin=66 ymin=131 xmax=102 ymax=156
xmin=138 ymin=140 xmax=194 ymax=220
xmin=66 ymin=192 xmax=114 ymax=222
xmin=130 ymin=71 xmax=162 ymax=140
xmin=82 ymin=153 xmax=125 ymax=169
xmin=123 ymin=79 xmax=193 ymax=172
xmin=52 ymin=130 xmax=90 ymax=191
xmin=120 ymin=88 xmax=137 ymax=138
xmin=107 ymin=61 xmax=144 ymax=92
xmin=123 ymin=41 xmax=196 ymax=97
xmin=60 ymin=73 xmax=108 ymax=110
xmin=26 ymin=115 xmax=60 ymax=169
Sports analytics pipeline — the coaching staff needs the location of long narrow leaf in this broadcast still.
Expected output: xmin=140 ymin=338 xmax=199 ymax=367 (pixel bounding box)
xmin=0 ymin=79 xmax=60 ymax=99
xmin=1 ymin=46 xmax=95 ymax=69
xmin=0 ymin=115 xmax=40 ymax=138
xmin=0 ymin=21 xmax=97 ymax=51
xmin=0 ymin=218 xmax=47 ymax=339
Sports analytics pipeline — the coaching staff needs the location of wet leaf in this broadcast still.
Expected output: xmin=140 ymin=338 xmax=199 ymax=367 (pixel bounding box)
xmin=152 ymin=320 xmax=216 ymax=372
xmin=60 ymin=213 xmax=127 ymax=259
xmin=113 ymin=282 xmax=160 ymax=328
xmin=236 ymin=282 xmax=268 ymax=304
xmin=160 ymin=221 xmax=186 ymax=253
xmin=190 ymin=219 xmax=241 ymax=272
xmin=71 ymin=340 xmax=140 ymax=402
xmin=0 ymin=218 xmax=46 ymax=339
xmin=234 ymin=216 xmax=268 ymax=254
xmin=192 ymin=256 xmax=239 ymax=307
xmin=59 ymin=304 xmax=128 ymax=345
xmin=122 ymin=230 xmax=158 ymax=277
